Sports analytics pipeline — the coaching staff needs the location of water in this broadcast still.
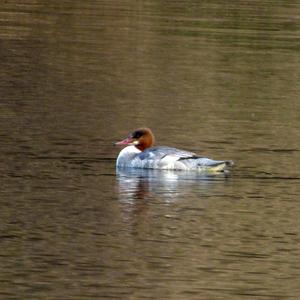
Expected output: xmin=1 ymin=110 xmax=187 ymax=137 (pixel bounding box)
xmin=1 ymin=1 xmax=300 ymax=299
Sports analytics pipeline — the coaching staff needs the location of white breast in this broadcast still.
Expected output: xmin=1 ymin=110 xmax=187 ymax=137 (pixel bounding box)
xmin=116 ymin=146 xmax=141 ymax=168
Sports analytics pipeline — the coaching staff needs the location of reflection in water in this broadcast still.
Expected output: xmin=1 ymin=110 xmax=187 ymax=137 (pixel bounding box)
xmin=117 ymin=168 xmax=229 ymax=200
xmin=116 ymin=168 xmax=230 ymax=220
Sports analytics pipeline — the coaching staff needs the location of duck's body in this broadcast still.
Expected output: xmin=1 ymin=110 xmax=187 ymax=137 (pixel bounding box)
xmin=115 ymin=128 xmax=233 ymax=172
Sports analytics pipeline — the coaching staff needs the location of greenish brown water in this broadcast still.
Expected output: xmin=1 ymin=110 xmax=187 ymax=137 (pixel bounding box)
xmin=1 ymin=1 xmax=300 ymax=299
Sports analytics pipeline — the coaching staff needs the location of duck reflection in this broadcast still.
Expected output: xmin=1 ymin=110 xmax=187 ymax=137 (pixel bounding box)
xmin=116 ymin=168 xmax=229 ymax=202
xmin=116 ymin=168 xmax=231 ymax=224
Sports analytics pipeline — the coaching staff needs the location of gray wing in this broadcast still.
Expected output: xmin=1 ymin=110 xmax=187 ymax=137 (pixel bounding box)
xmin=138 ymin=146 xmax=198 ymax=161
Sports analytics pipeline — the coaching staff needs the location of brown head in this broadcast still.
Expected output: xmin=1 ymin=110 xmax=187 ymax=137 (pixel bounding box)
xmin=115 ymin=128 xmax=155 ymax=151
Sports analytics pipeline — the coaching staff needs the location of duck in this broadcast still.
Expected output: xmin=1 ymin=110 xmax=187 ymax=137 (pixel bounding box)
xmin=115 ymin=128 xmax=233 ymax=172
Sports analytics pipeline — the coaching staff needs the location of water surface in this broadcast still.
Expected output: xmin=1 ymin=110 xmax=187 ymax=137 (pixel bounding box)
xmin=1 ymin=1 xmax=300 ymax=299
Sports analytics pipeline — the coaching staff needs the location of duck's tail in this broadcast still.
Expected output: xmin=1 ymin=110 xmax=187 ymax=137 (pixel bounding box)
xmin=207 ymin=160 xmax=234 ymax=172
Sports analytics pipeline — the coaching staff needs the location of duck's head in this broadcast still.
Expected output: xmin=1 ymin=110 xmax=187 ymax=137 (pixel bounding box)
xmin=115 ymin=128 xmax=155 ymax=151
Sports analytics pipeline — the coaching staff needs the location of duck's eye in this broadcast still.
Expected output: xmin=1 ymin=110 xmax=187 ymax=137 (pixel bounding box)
xmin=132 ymin=130 xmax=144 ymax=139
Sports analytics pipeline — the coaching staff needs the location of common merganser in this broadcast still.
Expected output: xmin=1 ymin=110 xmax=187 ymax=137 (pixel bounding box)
xmin=115 ymin=128 xmax=233 ymax=172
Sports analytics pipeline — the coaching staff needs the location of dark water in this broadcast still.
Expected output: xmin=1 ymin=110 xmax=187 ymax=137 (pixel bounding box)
xmin=1 ymin=1 xmax=300 ymax=299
